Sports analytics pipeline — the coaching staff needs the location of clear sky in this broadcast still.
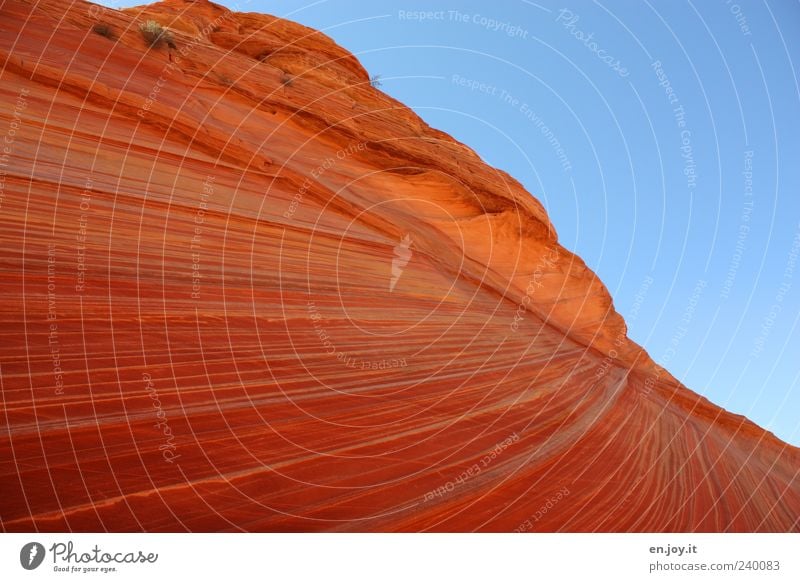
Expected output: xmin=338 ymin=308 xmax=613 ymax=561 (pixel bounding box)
xmin=101 ymin=0 xmax=800 ymax=445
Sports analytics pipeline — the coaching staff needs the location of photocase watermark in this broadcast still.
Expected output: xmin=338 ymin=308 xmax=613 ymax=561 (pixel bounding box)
xmin=88 ymin=1 xmax=125 ymax=19
xmin=32 ymin=540 xmax=158 ymax=574
xmin=284 ymin=141 xmax=368 ymax=220
xmin=750 ymin=222 xmax=800 ymax=359
xmin=555 ymin=9 xmax=628 ymax=77
xmin=652 ymin=60 xmax=697 ymax=192
xmin=306 ymin=300 xmax=408 ymax=370
xmin=422 ymin=432 xmax=519 ymax=502
xmin=511 ymin=245 xmax=560 ymax=332
xmin=20 ymin=542 xmax=46 ymax=570
xmin=398 ymin=10 xmax=529 ymax=38
xmin=0 ymin=87 xmax=30 ymax=212
xmin=516 ymin=102 xmax=572 ymax=172
xmin=514 ymin=486 xmax=570 ymax=532
xmin=720 ymin=149 xmax=754 ymax=300
xmin=452 ymin=74 xmax=572 ymax=172
xmin=190 ymin=175 xmax=214 ymax=300
xmin=143 ymin=372 xmax=180 ymax=464
xmin=397 ymin=10 xmax=448 ymax=22
xmin=136 ymin=4 xmax=248 ymax=118
xmin=725 ymin=0 xmax=752 ymax=37
xmin=74 ymin=176 xmax=93 ymax=294
xmin=662 ymin=279 xmax=707 ymax=368
xmin=628 ymin=276 xmax=654 ymax=323
xmin=389 ymin=234 xmax=413 ymax=292
xmin=451 ymin=73 xmax=500 ymax=97
xmin=594 ymin=275 xmax=654 ymax=380
xmin=642 ymin=279 xmax=707 ymax=397
xmin=46 ymin=244 xmax=64 ymax=396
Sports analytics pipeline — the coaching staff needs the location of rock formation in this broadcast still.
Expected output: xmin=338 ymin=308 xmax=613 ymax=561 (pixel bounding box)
xmin=0 ymin=0 xmax=797 ymax=531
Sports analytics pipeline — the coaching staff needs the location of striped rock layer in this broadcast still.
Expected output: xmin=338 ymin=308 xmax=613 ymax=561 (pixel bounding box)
xmin=0 ymin=0 xmax=797 ymax=531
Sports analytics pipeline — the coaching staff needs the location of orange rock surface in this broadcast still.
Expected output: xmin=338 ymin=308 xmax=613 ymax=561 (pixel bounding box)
xmin=0 ymin=0 xmax=797 ymax=531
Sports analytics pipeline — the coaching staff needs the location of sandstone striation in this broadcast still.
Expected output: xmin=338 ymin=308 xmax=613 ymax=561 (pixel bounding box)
xmin=0 ymin=0 xmax=797 ymax=531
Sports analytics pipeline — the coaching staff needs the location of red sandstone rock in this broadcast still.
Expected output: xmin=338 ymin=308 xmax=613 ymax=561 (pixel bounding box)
xmin=0 ymin=0 xmax=797 ymax=532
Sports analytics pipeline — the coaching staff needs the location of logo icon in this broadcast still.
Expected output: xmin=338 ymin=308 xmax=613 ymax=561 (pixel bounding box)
xmin=20 ymin=542 xmax=46 ymax=570
xmin=389 ymin=234 xmax=413 ymax=292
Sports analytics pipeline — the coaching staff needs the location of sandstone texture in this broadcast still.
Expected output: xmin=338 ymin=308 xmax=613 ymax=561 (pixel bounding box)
xmin=0 ymin=0 xmax=797 ymax=531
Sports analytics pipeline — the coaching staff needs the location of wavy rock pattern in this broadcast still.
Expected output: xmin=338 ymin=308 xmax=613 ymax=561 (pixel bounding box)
xmin=0 ymin=0 xmax=797 ymax=532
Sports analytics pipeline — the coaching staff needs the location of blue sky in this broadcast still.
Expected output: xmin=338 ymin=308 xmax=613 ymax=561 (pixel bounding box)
xmin=102 ymin=0 xmax=800 ymax=445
